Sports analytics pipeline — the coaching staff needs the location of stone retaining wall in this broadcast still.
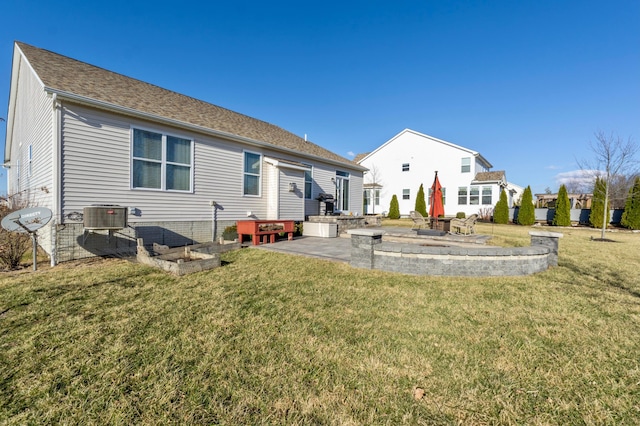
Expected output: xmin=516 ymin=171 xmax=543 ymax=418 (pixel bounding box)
xmin=347 ymin=229 xmax=562 ymax=276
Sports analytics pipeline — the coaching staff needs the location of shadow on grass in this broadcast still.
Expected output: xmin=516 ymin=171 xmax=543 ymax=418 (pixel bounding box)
xmin=560 ymin=257 xmax=640 ymax=299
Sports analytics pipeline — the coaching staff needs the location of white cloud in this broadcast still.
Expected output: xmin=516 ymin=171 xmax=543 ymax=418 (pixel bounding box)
xmin=554 ymin=169 xmax=599 ymax=191
xmin=347 ymin=151 xmax=355 ymax=158
xmin=545 ymin=164 xmax=561 ymax=170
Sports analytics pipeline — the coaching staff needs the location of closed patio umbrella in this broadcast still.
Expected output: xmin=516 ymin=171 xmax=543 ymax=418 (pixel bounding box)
xmin=429 ymin=171 xmax=444 ymax=220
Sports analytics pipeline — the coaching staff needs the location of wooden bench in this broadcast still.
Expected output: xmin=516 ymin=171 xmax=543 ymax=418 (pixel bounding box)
xmin=236 ymin=220 xmax=295 ymax=245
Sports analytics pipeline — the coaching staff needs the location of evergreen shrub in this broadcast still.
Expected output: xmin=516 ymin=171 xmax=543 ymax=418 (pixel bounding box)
xmin=621 ymin=177 xmax=640 ymax=230
xmin=415 ymin=184 xmax=428 ymax=217
xmin=493 ymin=189 xmax=509 ymax=224
xmin=388 ymin=195 xmax=400 ymax=219
xmin=552 ymin=184 xmax=572 ymax=226
xmin=517 ymin=186 xmax=536 ymax=226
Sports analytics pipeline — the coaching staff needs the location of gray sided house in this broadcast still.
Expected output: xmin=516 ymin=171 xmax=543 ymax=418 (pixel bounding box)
xmin=4 ymin=42 xmax=365 ymax=264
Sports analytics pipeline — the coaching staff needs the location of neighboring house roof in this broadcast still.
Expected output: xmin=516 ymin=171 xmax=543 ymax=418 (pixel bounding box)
xmin=357 ymin=129 xmax=493 ymax=169
xmin=353 ymin=152 xmax=370 ymax=163
xmin=472 ymin=171 xmax=507 ymax=185
xmin=10 ymin=42 xmax=363 ymax=170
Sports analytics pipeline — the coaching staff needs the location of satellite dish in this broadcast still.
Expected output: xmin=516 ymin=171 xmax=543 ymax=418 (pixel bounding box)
xmin=1 ymin=207 xmax=53 ymax=233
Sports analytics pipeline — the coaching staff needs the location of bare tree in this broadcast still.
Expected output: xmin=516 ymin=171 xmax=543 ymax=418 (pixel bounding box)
xmin=577 ymin=131 xmax=639 ymax=239
xmin=564 ymin=177 xmax=593 ymax=194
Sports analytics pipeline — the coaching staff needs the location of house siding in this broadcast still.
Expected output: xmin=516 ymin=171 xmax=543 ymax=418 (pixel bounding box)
xmin=278 ymin=168 xmax=304 ymax=220
xmin=5 ymin=51 xmax=55 ymax=253
xmin=7 ymin=54 xmax=54 ymax=204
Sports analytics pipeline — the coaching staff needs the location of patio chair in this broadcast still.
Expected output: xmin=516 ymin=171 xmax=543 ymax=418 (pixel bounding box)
xmin=409 ymin=210 xmax=428 ymax=230
xmin=450 ymin=214 xmax=478 ymax=235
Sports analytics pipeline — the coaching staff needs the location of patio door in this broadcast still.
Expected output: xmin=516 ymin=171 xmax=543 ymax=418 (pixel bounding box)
xmin=335 ymin=171 xmax=349 ymax=211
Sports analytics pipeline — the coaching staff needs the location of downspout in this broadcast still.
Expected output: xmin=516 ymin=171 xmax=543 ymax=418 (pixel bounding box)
xmin=275 ymin=165 xmax=280 ymax=220
xmin=50 ymin=93 xmax=62 ymax=266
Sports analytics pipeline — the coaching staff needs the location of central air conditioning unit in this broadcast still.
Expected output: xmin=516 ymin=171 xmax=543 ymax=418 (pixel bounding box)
xmin=83 ymin=205 xmax=128 ymax=230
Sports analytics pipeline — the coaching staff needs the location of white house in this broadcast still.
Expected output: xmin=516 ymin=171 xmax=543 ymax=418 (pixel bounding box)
xmin=3 ymin=42 xmax=365 ymax=264
xmin=358 ymin=129 xmax=522 ymax=217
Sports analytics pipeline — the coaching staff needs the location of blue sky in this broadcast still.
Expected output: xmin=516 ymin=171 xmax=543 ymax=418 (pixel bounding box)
xmin=1 ymin=0 xmax=639 ymax=194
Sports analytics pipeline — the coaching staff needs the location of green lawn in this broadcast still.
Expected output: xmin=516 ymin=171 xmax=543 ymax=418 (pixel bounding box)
xmin=1 ymin=223 xmax=639 ymax=424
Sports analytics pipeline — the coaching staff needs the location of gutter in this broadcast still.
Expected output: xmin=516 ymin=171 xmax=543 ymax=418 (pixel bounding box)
xmin=44 ymin=88 xmax=368 ymax=173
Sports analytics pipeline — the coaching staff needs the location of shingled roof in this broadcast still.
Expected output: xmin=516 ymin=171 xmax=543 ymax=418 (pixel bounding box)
xmin=472 ymin=171 xmax=506 ymax=183
xmin=16 ymin=42 xmax=362 ymax=169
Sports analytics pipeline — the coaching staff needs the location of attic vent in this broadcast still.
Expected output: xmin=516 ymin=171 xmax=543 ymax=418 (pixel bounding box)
xmin=83 ymin=205 xmax=128 ymax=230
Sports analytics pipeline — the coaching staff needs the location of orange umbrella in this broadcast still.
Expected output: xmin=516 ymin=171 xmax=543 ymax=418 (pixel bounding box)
xmin=429 ymin=171 xmax=444 ymax=219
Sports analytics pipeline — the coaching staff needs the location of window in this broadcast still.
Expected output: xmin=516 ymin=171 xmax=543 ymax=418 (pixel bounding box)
xmin=470 ymin=186 xmax=480 ymax=205
xmin=304 ymin=167 xmax=313 ymax=199
xmin=403 ymin=188 xmax=410 ymax=200
xmin=458 ymin=187 xmax=468 ymax=205
xmin=27 ymin=145 xmax=32 ymax=178
xmin=243 ymin=151 xmax=262 ymax=196
xmin=461 ymin=157 xmax=471 ymax=173
xmin=132 ymin=128 xmax=192 ymax=191
xmin=363 ymin=191 xmax=370 ymax=207
xmin=402 ymin=163 xmax=410 ymax=172
xmin=374 ymin=189 xmax=380 ymax=206
xmin=482 ymin=186 xmax=492 ymax=205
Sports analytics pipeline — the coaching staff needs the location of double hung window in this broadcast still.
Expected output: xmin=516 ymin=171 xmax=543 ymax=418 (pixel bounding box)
xmin=458 ymin=187 xmax=468 ymax=205
xmin=402 ymin=188 xmax=410 ymax=200
xmin=461 ymin=157 xmax=471 ymax=173
xmin=243 ymin=151 xmax=262 ymax=196
xmin=470 ymin=186 xmax=480 ymax=205
xmin=132 ymin=128 xmax=192 ymax=191
xmin=482 ymin=186 xmax=492 ymax=205
xmin=402 ymin=163 xmax=410 ymax=172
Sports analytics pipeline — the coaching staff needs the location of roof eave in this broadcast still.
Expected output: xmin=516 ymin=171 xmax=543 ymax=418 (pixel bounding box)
xmin=47 ymin=88 xmax=367 ymax=172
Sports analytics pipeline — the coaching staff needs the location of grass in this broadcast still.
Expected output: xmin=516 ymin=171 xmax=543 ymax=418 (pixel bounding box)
xmin=1 ymin=223 xmax=639 ymax=424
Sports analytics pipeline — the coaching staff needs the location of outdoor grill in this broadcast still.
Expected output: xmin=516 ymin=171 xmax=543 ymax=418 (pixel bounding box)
xmin=316 ymin=193 xmax=335 ymax=215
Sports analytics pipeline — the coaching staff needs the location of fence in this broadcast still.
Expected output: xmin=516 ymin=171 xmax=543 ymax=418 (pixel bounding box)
xmin=508 ymin=208 xmax=624 ymax=225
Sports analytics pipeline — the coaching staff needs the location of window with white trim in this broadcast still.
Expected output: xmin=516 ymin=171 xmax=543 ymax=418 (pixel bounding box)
xmin=243 ymin=151 xmax=262 ymax=196
xmin=402 ymin=188 xmax=410 ymax=200
xmin=132 ymin=128 xmax=192 ymax=191
xmin=458 ymin=187 xmax=468 ymax=205
xmin=402 ymin=163 xmax=410 ymax=172
xmin=461 ymin=157 xmax=471 ymax=173
xmin=374 ymin=189 xmax=380 ymax=206
xmin=470 ymin=186 xmax=480 ymax=205
xmin=28 ymin=145 xmax=32 ymax=178
xmin=482 ymin=186 xmax=492 ymax=205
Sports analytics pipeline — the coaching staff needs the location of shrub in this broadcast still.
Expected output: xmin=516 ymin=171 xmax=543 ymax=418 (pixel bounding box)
xmin=517 ymin=186 xmax=535 ymax=226
xmin=478 ymin=207 xmax=493 ymax=222
xmin=552 ymin=184 xmax=571 ymax=226
xmin=414 ymin=184 xmax=428 ymax=217
xmin=388 ymin=195 xmax=400 ymax=219
xmin=493 ymin=189 xmax=509 ymax=224
xmin=590 ymin=177 xmax=610 ymax=229
xmin=621 ymin=177 xmax=640 ymax=230
xmin=456 ymin=212 xmax=466 ymax=219
xmin=222 ymin=225 xmax=238 ymax=241
xmin=0 ymin=203 xmax=31 ymax=270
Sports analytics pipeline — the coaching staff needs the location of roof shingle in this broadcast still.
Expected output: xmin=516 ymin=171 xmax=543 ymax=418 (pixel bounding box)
xmin=17 ymin=42 xmax=360 ymax=168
